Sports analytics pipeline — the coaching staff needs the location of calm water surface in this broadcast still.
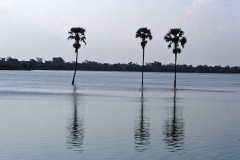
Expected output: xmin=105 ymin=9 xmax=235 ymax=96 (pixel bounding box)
xmin=0 ymin=71 xmax=240 ymax=160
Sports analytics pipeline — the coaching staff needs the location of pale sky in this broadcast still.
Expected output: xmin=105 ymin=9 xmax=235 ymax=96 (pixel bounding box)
xmin=0 ymin=0 xmax=239 ymax=66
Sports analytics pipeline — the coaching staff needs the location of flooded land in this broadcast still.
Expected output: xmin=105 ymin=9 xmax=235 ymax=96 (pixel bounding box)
xmin=0 ymin=71 xmax=240 ymax=160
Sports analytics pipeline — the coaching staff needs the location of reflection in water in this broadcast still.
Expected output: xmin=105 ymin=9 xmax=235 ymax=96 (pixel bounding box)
xmin=134 ymin=88 xmax=150 ymax=152
xmin=163 ymin=89 xmax=184 ymax=152
xmin=66 ymin=86 xmax=85 ymax=153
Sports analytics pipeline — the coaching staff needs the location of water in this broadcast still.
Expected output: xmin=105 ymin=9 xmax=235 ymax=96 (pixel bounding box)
xmin=0 ymin=71 xmax=240 ymax=160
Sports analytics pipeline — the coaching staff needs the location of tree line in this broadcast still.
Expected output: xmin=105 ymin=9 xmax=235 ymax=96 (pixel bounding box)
xmin=0 ymin=56 xmax=239 ymax=73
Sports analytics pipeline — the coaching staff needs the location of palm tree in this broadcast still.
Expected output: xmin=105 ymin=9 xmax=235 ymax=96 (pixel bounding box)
xmin=164 ymin=28 xmax=187 ymax=88
xmin=136 ymin=28 xmax=153 ymax=87
xmin=68 ymin=27 xmax=87 ymax=85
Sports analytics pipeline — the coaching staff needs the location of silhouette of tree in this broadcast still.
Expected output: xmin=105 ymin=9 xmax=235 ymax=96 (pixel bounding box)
xmin=68 ymin=27 xmax=87 ymax=85
xmin=164 ymin=28 xmax=187 ymax=88
xmin=136 ymin=28 xmax=153 ymax=87
xmin=36 ymin=57 xmax=43 ymax=63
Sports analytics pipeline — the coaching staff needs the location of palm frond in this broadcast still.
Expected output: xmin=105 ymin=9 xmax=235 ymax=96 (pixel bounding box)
xmin=172 ymin=47 xmax=181 ymax=54
xmin=80 ymin=36 xmax=87 ymax=45
xmin=141 ymin=41 xmax=148 ymax=49
xmin=180 ymin=37 xmax=187 ymax=48
xmin=164 ymin=35 xmax=172 ymax=42
xmin=148 ymin=34 xmax=153 ymax=40
xmin=73 ymin=43 xmax=81 ymax=53
xmin=68 ymin=35 xmax=76 ymax=40
xmin=168 ymin=43 xmax=172 ymax=49
xmin=169 ymin=28 xmax=181 ymax=36
xmin=173 ymin=48 xmax=177 ymax=54
xmin=71 ymin=27 xmax=86 ymax=34
xmin=179 ymin=30 xmax=184 ymax=37
xmin=177 ymin=48 xmax=181 ymax=53
xmin=73 ymin=43 xmax=81 ymax=49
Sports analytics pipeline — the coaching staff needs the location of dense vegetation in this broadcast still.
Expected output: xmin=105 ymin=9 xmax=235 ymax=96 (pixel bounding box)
xmin=0 ymin=57 xmax=239 ymax=73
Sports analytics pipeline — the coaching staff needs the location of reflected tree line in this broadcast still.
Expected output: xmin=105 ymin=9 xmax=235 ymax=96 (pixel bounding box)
xmin=66 ymin=86 xmax=85 ymax=152
xmin=134 ymin=89 xmax=184 ymax=152
xmin=163 ymin=89 xmax=185 ymax=152
xmin=1 ymin=56 xmax=240 ymax=73
xmin=66 ymin=87 xmax=184 ymax=153
xmin=134 ymin=89 xmax=151 ymax=152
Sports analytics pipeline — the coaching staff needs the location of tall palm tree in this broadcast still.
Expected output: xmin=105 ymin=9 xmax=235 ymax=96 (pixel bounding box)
xmin=136 ymin=28 xmax=153 ymax=87
xmin=164 ymin=28 xmax=187 ymax=88
xmin=68 ymin=27 xmax=86 ymax=85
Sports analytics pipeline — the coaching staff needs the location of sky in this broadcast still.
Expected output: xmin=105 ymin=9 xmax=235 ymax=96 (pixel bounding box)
xmin=0 ymin=0 xmax=239 ymax=66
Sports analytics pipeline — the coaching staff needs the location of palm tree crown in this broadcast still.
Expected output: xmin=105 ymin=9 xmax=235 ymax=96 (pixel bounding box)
xmin=68 ymin=27 xmax=87 ymax=53
xmin=136 ymin=28 xmax=153 ymax=49
xmin=164 ymin=28 xmax=187 ymax=54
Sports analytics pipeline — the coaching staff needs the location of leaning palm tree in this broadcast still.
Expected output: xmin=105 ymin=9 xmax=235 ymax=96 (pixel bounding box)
xmin=164 ymin=28 xmax=187 ymax=88
xmin=68 ymin=27 xmax=86 ymax=85
xmin=136 ymin=28 xmax=153 ymax=87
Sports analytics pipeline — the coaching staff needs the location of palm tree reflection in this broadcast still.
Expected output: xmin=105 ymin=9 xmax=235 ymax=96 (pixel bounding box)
xmin=134 ymin=88 xmax=150 ymax=152
xmin=66 ymin=86 xmax=85 ymax=152
xmin=163 ymin=89 xmax=184 ymax=152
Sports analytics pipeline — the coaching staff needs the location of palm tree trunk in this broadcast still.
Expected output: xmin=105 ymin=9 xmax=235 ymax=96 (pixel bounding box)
xmin=142 ymin=48 xmax=145 ymax=87
xmin=72 ymin=50 xmax=78 ymax=85
xmin=174 ymin=53 xmax=177 ymax=88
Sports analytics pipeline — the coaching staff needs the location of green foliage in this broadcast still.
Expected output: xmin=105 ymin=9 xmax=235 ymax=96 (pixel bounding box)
xmin=0 ymin=57 xmax=239 ymax=73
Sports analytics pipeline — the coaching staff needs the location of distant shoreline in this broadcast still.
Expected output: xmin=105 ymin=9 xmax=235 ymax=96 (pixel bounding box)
xmin=1 ymin=57 xmax=239 ymax=73
xmin=1 ymin=70 xmax=239 ymax=75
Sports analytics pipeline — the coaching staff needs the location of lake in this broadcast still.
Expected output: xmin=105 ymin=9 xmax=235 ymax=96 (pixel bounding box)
xmin=0 ymin=71 xmax=240 ymax=160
